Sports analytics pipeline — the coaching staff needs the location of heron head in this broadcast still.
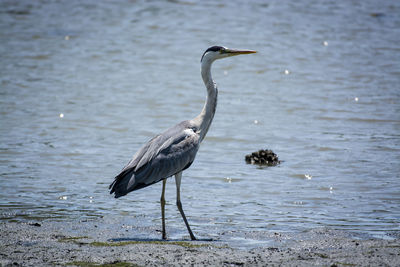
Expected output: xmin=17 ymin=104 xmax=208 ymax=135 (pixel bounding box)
xmin=200 ymin=46 xmax=256 ymax=63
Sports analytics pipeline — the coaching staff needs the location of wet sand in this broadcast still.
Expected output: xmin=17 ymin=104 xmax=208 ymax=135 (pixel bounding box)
xmin=1 ymin=218 xmax=399 ymax=266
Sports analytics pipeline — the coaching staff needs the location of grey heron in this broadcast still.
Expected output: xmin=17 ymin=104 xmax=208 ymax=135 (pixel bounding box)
xmin=109 ymin=46 xmax=256 ymax=240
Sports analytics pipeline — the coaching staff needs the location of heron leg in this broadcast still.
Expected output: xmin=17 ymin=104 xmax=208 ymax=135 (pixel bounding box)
xmin=160 ymin=179 xmax=167 ymax=240
xmin=175 ymin=172 xmax=196 ymax=240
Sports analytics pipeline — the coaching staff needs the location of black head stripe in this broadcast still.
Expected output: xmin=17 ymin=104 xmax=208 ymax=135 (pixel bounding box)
xmin=201 ymin=46 xmax=224 ymax=62
xmin=206 ymin=46 xmax=224 ymax=53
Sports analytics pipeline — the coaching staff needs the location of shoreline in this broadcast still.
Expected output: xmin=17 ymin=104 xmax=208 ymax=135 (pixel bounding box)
xmin=1 ymin=218 xmax=399 ymax=266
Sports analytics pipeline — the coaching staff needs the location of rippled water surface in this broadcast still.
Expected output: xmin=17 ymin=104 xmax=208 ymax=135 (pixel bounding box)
xmin=1 ymin=0 xmax=400 ymax=243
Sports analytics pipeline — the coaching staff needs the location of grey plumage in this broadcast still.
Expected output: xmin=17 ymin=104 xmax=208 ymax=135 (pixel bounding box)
xmin=109 ymin=121 xmax=199 ymax=198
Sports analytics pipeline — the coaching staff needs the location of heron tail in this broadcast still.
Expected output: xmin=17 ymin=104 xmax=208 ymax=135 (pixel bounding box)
xmin=109 ymin=169 xmax=133 ymax=198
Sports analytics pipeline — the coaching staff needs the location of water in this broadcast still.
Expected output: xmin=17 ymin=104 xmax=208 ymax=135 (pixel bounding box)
xmin=1 ymin=0 xmax=400 ymax=243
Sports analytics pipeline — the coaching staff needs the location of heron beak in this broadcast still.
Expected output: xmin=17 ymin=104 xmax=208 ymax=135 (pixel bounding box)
xmin=224 ymin=49 xmax=257 ymax=56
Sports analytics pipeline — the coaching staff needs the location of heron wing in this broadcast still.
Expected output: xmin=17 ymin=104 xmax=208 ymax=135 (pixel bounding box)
xmin=109 ymin=121 xmax=200 ymax=197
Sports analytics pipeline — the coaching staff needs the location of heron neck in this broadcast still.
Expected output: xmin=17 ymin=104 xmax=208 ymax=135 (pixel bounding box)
xmin=193 ymin=59 xmax=218 ymax=142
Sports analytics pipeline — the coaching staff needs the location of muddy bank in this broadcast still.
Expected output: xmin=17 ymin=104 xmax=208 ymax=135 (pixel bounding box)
xmin=1 ymin=218 xmax=399 ymax=266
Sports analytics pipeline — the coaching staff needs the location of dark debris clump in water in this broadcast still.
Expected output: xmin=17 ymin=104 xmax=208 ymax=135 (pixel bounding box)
xmin=245 ymin=149 xmax=280 ymax=166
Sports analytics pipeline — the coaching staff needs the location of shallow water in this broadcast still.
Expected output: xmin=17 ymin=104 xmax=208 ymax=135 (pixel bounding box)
xmin=1 ymin=0 xmax=400 ymax=243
